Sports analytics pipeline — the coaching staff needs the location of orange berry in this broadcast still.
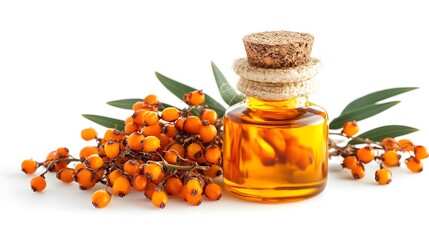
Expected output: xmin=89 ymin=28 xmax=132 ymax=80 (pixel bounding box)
xmin=351 ymin=163 xmax=365 ymax=179
xmin=185 ymin=178 xmax=203 ymax=196
xmin=81 ymin=127 xmax=98 ymax=141
xmin=93 ymin=168 xmax=105 ymax=181
xmin=184 ymin=90 xmax=205 ymax=106
xmin=74 ymin=168 xmax=96 ymax=190
xmin=132 ymin=174 xmax=148 ymax=192
xmin=144 ymin=182 xmax=156 ymax=199
xmin=151 ymin=189 xmax=168 ymax=208
xmin=107 ymin=169 xmax=123 ymax=185
xmin=381 ymin=150 xmax=400 ymax=167
xmin=161 ymin=107 xmax=181 ymax=122
xmin=124 ymin=122 xmax=141 ymax=134
xmin=164 ymin=149 xmax=180 ymax=164
xmin=143 ymin=111 xmax=159 ymax=126
xmin=341 ymin=121 xmax=359 ymax=137
xmin=406 ymin=157 xmax=423 ymax=173
xmin=167 ymin=143 xmax=185 ymax=158
xmin=199 ymin=123 xmax=217 ymax=143
xmin=92 ymin=190 xmax=111 ymax=208
xmin=123 ymin=160 xmax=141 ymax=176
xmin=124 ymin=115 xmax=134 ymax=125
xmin=53 ymin=161 xmax=68 ymax=173
xmin=203 ymin=164 xmax=222 ymax=178
xmin=30 ymin=176 xmax=46 ymax=192
xmin=144 ymin=163 xmax=163 ymax=181
xmin=165 ymin=177 xmax=183 ymax=196
xmin=415 ymin=145 xmax=428 ymax=160
xmin=112 ymin=176 xmax=131 ymax=197
xmin=380 ymin=138 xmax=400 ymax=151
xmin=375 ymin=168 xmax=392 ymax=185
xmin=204 ymin=182 xmax=222 ymax=200
xmin=132 ymin=101 xmax=146 ymax=111
xmin=183 ymin=116 xmax=202 ymax=134
xmin=200 ymin=109 xmax=218 ymax=125
xmin=158 ymin=133 xmax=170 ymax=151
xmin=21 ymin=159 xmax=38 ymax=174
xmin=205 ymin=145 xmax=221 ymax=164
xmin=187 ymin=143 xmax=204 ymax=161
xmin=185 ymin=192 xmax=203 ymax=206
xmin=103 ymin=129 xmax=125 ymax=142
xmin=79 ymin=146 xmax=99 ymax=160
xmin=56 ymin=167 xmax=75 ymax=183
xmin=164 ymin=124 xmax=178 ymax=138
xmin=341 ymin=155 xmax=358 ymax=169
xmin=175 ymin=117 xmax=186 ymax=131
xmin=356 ymin=146 xmax=374 ymax=164
xmin=143 ymin=123 xmax=162 ymax=137
xmin=143 ymin=136 xmax=161 ymax=152
xmin=86 ymin=154 xmax=103 ymax=169
xmin=56 ymin=147 xmax=70 ymax=159
xmin=74 ymin=162 xmax=86 ymax=171
xmin=105 ymin=141 xmax=120 ymax=159
xmin=144 ymin=94 xmax=159 ymax=105
xmin=132 ymin=110 xmax=147 ymax=126
xmin=126 ymin=132 xmax=144 ymax=151
xmin=398 ymin=139 xmax=415 ymax=152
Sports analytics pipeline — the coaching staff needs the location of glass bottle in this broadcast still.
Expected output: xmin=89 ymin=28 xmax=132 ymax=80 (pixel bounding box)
xmin=222 ymin=31 xmax=328 ymax=202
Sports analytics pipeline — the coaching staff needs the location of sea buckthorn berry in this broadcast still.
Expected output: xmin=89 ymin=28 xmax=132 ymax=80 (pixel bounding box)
xmin=30 ymin=176 xmax=46 ymax=192
xmin=398 ymin=139 xmax=415 ymax=152
xmin=205 ymin=145 xmax=221 ymax=164
xmin=341 ymin=155 xmax=358 ymax=169
xmin=144 ymin=94 xmax=159 ymax=105
xmin=132 ymin=110 xmax=147 ymax=126
xmin=406 ymin=157 xmax=423 ymax=173
xmin=381 ymin=150 xmax=400 ymax=167
xmin=125 ymin=116 xmax=134 ymax=125
xmin=79 ymin=146 xmax=98 ymax=160
xmin=105 ymin=141 xmax=120 ymax=159
xmin=74 ymin=162 xmax=85 ymax=171
xmin=143 ymin=111 xmax=159 ymax=126
xmin=203 ymin=164 xmax=222 ymax=178
xmin=144 ymin=163 xmax=163 ymax=181
xmin=124 ymin=122 xmax=141 ymax=134
xmin=414 ymin=145 xmax=428 ymax=160
xmin=183 ymin=116 xmax=202 ymax=134
xmin=375 ymin=168 xmax=392 ymax=185
xmin=356 ymin=146 xmax=374 ymax=164
xmin=112 ymin=176 xmax=131 ymax=197
xmin=56 ymin=147 xmax=70 ymax=159
xmin=103 ymin=129 xmax=124 ymax=142
xmin=93 ymin=168 xmax=105 ymax=181
xmin=164 ymin=124 xmax=178 ymax=138
xmin=200 ymin=109 xmax=218 ymax=125
xmin=204 ymin=182 xmax=222 ymax=200
xmin=151 ymin=189 xmax=168 ymax=208
xmin=92 ymin=190 xmax=111 ymax=208
xmin=341 ymin=121 xmax=359 ymax=137
xmin=123 ymin=160 xmax=141 ymax=176
xmin=44 ymin=151 xmax=58 ymax=171
xmin=167 ymin=143 xmax=186 ymax=158
xmin=143 ymin=123 xmax=162 ymax=137
xmin=21 ymin=159 xmax=38 ymax=174
xmin=351 ymin=163 xmax=365 ymax=179
xmin=185 ymin=192 xmax=203 ymax=206
xmin=54 ymin=161 xmax=68 ymax=173
xmin=165 ymin=177 xmax=183 ymax=196
xmin=144 ymin=182 xmax=156 ymax=199
xmin=164 ymin=149 xmax=180 ymax=164
xmin=143 ymin=136 xmax=161 ymax=152
xmin=185 ymin=178 xmax=203 ymax=196
xmin=126 ymin=132 xmax=144 ymax=151
xmin=199 ymin=123 xmax=217 ymax=143
xmin=187 ymin=143 xmax=204 ymax=161
xmin=175 ymin=117 xmax=186 ymax=131
xmin=161 ymin=107 xmax=181 ymax=122
xmin=74 ymin=168 xmax=94 ymax=187
xmin=132 ymin=101 xmax=146 ymax=111
xmin=86 ymin=154 xmax=103 ymax=169
xmin=380 ymin=138 xmax=400 ymax=151
xmin=81 ymin=127 xmax=98 ymax=141
xmin=132 ymin=174 xmax=148 ymax=192
xmin=184 ymin=90 xmax=205 ymax=106
xmin=158 ymin=133 xmax=170 ymax=151
xmin=56 ymin=168 xmax=75 ymax=183
xmin=107 ymin=169 xmax=123 ymax=185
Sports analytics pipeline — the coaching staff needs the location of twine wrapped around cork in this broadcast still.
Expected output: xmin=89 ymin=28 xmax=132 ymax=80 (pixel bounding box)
xmin=234 ymin=30 xmax=322 ymax=100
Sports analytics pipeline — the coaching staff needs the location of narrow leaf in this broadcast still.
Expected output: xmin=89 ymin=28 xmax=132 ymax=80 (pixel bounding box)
xmin=348 ymin=125 xmax=419 ymax=144
xmin=341 ymin=87 xmax=417 ymax=115
xmin=329 ymin=101 xmax=400 ymax=129
xmin=82 ymin=114 xmax=125 ymax=131
xmin=155 ymin=72 xmax=227 ymax=116
xmin=107 ymin=98 xmax=142 ymax=110
xmin=211 ymin=61 xmax=244 ymax=106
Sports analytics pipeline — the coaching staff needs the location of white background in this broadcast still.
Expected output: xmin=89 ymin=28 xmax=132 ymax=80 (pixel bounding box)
xmin=1 ymin=0 xmax=428 ymax=239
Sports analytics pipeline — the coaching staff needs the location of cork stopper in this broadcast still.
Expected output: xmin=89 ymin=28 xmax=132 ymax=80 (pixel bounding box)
xmin=243 ymin=30 xmax=314 ymax=68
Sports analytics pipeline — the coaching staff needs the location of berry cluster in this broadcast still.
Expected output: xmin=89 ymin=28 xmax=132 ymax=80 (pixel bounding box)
xmin=331 ymin=121 xmax=428 ymax=184
xmin=21 ymin=91 xmax=223 ymax=208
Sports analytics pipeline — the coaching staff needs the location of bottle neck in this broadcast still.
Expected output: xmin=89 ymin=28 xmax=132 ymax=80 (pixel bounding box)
xmin=245 ymin=96 xmax=309 ymax=110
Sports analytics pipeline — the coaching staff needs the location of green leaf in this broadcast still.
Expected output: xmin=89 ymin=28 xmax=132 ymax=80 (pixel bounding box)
xmin=155 ymin=72 xmax=227 ymax=116
xmin=211 ymin=61 xmax=244 ymax=106
xmin=329 ymin=101 xmax=400 ymax=129
xmin=341 ymin=87 xmax=417 ymax=115
xmin=82 ymin=114 xmax=125 ymax=131
xmin=348 ymin=125 xmax=419 ymax=144
xmin=107 ymin=98 xmax=142 ymax=110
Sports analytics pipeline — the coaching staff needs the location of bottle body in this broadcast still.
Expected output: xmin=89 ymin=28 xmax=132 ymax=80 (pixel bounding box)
xmin=223 ymin=97 xmax=328 ymax=202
